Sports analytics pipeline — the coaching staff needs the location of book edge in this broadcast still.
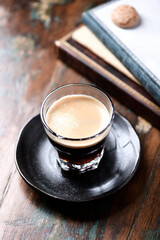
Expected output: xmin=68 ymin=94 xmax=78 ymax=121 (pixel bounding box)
xmin=55 ymin=38 xmax=160 ymax=114
xmin=82 ymin=11 xmax=160 ymax=104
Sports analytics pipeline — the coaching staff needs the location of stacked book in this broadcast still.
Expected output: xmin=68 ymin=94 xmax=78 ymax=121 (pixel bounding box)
xmin=55 ymin=0 xmax=160 ymax=129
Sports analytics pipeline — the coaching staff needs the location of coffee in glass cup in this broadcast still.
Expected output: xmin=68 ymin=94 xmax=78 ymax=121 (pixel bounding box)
xmin=40 ymin=84 xmax=114 ymax=173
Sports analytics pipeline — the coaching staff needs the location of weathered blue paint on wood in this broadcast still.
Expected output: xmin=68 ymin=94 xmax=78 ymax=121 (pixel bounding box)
xmin=0 ymin=0 xmax=160 ymax=239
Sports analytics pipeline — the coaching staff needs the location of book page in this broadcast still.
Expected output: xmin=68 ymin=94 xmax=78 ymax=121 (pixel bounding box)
xmin=91 ymin=0 xmax=160 ymax=83
xmin=72 ymin=26 xmax=138 ymax=83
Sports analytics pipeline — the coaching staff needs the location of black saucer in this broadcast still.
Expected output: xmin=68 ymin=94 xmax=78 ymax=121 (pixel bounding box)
xmin=15 ymin=113 xmax=140 ymax=202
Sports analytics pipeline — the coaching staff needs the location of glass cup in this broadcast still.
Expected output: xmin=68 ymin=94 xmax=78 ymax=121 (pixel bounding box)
xmin=40 ymin=84 xmax=114 ymax=173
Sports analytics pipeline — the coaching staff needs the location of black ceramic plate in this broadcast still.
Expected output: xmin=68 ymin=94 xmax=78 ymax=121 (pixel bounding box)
xmin=15 ymin=113 xmax=140 ymax=202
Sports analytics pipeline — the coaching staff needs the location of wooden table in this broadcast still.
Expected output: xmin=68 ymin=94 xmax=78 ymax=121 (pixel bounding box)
xmin=0 ymin=1 xmax=160 ymax=239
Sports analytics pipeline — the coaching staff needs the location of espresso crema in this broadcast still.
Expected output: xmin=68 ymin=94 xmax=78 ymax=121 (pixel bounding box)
xmin=46 ymin=94 xmax=110 ymax=140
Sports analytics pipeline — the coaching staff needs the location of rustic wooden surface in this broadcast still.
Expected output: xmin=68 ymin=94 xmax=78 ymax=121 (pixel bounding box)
xmin=0 ymin=1 xmax=160 ymax=239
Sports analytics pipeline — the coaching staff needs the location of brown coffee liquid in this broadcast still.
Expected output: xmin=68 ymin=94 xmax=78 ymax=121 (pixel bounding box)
xmin=46 ymin=94 xmax=110 ymax=140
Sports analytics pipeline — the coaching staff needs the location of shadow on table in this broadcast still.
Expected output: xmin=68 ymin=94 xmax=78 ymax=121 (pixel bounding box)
xmin=20 ymin=146 xmax=147 ymax=222
xmin=43 ymin=196 xmax=112 ymax=222
xmin=33 ymin=158 xmax=147 ymax=222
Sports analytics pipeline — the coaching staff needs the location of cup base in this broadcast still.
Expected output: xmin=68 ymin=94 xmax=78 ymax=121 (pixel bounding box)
xmin=57 ymin=148 xmax=104 ymax=173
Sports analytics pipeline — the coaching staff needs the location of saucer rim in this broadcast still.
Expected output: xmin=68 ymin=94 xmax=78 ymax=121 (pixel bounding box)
xmin=15 ymin=113 xmax=141 ymax=202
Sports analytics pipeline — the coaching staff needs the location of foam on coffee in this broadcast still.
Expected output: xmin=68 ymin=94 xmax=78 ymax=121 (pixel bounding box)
xmin=46 ymin=94 xmax=110 ymax=143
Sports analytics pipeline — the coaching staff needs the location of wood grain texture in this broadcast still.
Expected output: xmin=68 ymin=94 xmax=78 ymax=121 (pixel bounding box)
xmin=0 ymin=1 xmax=160 ymax=240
